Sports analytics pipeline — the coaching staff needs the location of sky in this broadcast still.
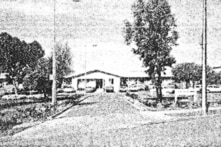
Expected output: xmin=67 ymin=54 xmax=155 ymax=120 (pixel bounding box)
xmin=0 ymin=0 xmax=221 ymax=74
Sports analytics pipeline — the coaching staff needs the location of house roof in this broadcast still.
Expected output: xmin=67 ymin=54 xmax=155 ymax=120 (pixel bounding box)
xmin=118 ymin=68 xmax=173 ymax=78
xmin=64 ymin=68 xmax=173 ymax=79
xmin=64 ymin=69 xmax=121 ymax=79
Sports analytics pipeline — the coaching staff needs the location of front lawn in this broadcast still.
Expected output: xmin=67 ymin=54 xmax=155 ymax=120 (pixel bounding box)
xmin=0 ymin=93 xmax=83 ymax=137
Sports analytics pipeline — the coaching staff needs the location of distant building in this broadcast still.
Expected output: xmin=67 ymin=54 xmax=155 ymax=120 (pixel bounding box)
xmin=0 ymin=71 xmax=7 ymax=86
xmin=213 ymin=66 xmax=221 ymax=73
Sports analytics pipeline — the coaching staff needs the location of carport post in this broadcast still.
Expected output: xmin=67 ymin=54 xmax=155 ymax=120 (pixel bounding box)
xmin=174 ymin=92 xmax=178 ymax=104
xmin=103 ymin=79 xmax=106 ymax=92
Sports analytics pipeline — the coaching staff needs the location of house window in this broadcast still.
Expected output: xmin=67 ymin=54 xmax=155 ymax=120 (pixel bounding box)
xmin=64 ymin=78 xmax=71 ymax=85
xmin=109 ymin=78 xmax=114 ymax=84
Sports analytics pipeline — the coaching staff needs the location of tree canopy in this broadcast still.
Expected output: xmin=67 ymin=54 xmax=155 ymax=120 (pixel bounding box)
xmin=172 ymin=63 xmax=200 ymax=88
xmin=23 ymin=57 xmax=51 ymax=97
xmin=0 ymin=32 xmax=44 ymax=94
xmin=23 ymin=42 xmax=73 ymax=97
xmin=50 ymin=42 xmax=73 ymax=87
xmin=172 ymin=62 xmax=219 ymax=88
xmin=124 ymin=0 xmax=178 ymax=101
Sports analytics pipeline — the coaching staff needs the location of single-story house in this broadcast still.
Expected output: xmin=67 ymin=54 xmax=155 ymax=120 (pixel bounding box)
xmin=64 ymin=70 xmax=121 ymax=92
xmin=63 ymin=69 xmax=174 ymax=92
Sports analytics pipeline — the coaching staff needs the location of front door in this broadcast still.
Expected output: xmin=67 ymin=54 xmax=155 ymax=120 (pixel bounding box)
xmin=96 ymin=79 xmax=103 ymax=89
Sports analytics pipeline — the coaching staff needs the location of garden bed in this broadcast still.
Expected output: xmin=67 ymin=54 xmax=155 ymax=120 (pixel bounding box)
xmin=125 ymin=91 xmax=221 ymax=111
xmin=0 ymin=93 xmax=83 ymax=137
xmin=165 ymin=107 xmax=221 ymax=117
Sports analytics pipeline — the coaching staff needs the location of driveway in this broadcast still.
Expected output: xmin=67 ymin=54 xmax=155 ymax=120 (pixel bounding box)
xmin=58 ymin=93 xmax=140 ymax=117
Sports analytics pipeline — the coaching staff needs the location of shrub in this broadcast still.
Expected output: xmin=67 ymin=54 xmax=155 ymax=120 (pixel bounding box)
xmin=144 ymin=85 xmax=149 ymax=91
xmin=0 ymin=111 xmax=19 ymax=131
xmin=126 ymin=92 xmax=138 ymax=100
xmin=145 ymin=99 xmax=157 ymax=107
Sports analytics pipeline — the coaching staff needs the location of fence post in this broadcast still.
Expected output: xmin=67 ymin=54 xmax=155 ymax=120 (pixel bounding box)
xmin=174 ymin=90 xmax=178 ymax=104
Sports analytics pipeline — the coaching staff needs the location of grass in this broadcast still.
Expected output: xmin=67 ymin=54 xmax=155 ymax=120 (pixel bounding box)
xmin=1 ymin=113 xmax=221 ymax=146
xmin=0 ymin=93 xmax=83 ymax=137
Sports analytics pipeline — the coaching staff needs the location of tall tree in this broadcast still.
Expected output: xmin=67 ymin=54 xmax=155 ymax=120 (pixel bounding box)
xmin=0 ymin=32 xmax=44 ymax=95
xmin=49 ymin=42 xmax=73 ymax=88
xmin=124 ymin=0 xmax=178 ymax=102
xmin=23 ymin=57 xmax=51 ymax=98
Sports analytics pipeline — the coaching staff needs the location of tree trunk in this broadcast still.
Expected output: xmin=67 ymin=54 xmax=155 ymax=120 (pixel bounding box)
xmin=12 ymin=80 xmax=18 ymax=96
xmin=156 ymin=87 xmax=159 ymax=100
xmin=185 ymin=81 xmax=190 ymax=89
xmin=156 ymin=72 xmax=163 ymax=103
xmin=43 ymin=89 xmax=46 ymax=99
xmin=192 ymin=81 xmax=195 ymax=88
xmin=159 ymin=85 xmax=162 ymax=102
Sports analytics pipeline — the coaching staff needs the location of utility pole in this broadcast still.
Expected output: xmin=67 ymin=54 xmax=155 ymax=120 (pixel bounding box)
xmin=52 ymin=0 xmax=57 ymax=105
xmin=84 ymin=44 xmax=87 ymax=94
xmin=202 ymin=0 xmax=208 ymax=115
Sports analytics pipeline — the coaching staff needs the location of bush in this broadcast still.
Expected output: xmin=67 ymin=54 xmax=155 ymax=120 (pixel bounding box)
xmin=0 ymin=103 xmax=55 ymax=134
xmin=126 ymin=92 xmax=138 ymax=100
xmin=145 ymin=99 xmax=157 ymax=107
xmin=144 ymin=85 xmax=149 ymax=91
xmin=0 ymin=111 xmax=19 ymax=132
xmin=17 ymin=89 xmax=39 ymax=95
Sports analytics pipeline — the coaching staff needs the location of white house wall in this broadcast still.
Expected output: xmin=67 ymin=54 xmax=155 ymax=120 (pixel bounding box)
xmin=113 ymin=78 xmax=120 ymax=92
xmin=71 ymin=78 xmax=78 ymax=90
